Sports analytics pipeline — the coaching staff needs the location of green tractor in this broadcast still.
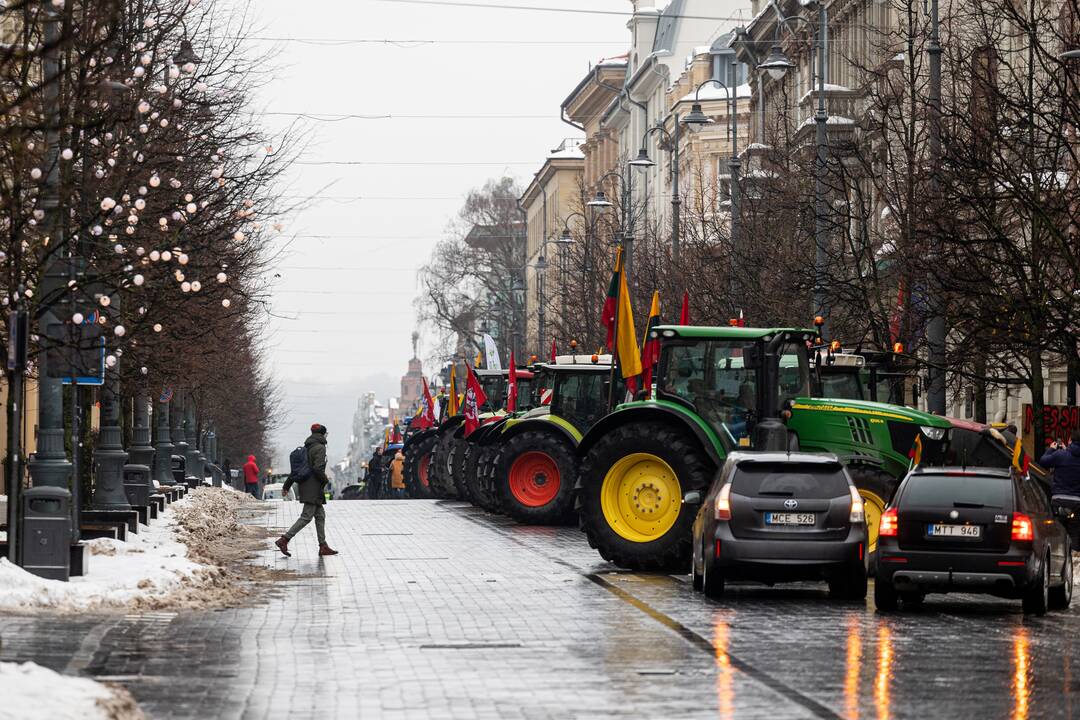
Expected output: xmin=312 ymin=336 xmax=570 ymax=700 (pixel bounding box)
xmin=815 ymin=348 xmax=917 ymax=406
xmin=575 ymin=326 xmax=952 ymax=571
xmin=470 ymin=356 xmax=619 ymax=524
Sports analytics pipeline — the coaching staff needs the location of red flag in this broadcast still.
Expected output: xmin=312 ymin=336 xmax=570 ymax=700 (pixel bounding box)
xmin=549 ymin=338 xmax=557 ymax=363
xmin=889 ymin=279 xmax=905 ymax=345
xmin=415 ymin=377 xmax=437 ymax=429
xmin=679 ymin=290 xmax=690 ymax=325
xmin=463 ymin=363 xmax=488 ymax=437
xmin=391 ymin=423 xmax=403 ymax=443
xmin=641 ymin=291 xmax=662 ymax=397
xmin=602 ymin=255 xmax=621 ymax=350
xmin=507 ymin=351 xmax=518 ymax=412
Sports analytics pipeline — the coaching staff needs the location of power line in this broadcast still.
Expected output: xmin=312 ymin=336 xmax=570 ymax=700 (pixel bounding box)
xmin=265 ymin=112 xmax=557 ymax=122
xmin=294 ymin=160 xmax=537 ymax=166
xmin=376 ymin=0 xmax=752 ymax=22
xmin=245 ymin=36 xmax=626 ymax=46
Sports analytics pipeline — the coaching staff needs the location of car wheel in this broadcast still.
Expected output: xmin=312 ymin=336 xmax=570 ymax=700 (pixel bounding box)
xmin=1022 ymin=551 xmax=1050 ymax=616
xmin=829 ymin=564 xmax=868 ymax=601
xmin=873 ymin=578 xmax=899 ymax=611
xmin=1050 ymin=538 xmax=1074 ymax=610
xmin=691 ymin=541 xmax=704 ymax=591
xmin=702 ymin=559 xmax=725 ymax=599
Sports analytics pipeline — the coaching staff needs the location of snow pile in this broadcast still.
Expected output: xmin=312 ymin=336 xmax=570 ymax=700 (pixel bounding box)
xmin=0 ymin=662 xmax=143 ymax=720
xmin=0 ymin=487 xmax=266 ymax=612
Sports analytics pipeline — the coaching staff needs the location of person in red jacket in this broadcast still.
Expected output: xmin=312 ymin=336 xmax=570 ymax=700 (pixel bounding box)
xmin=243 ymin=455 xmax=260 ymax=498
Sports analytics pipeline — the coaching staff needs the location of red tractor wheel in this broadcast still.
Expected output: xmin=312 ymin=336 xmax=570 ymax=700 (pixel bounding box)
xmin=496 ymin=430 xmax=577 ymax=525
xmin=508 ymin=451 xmax=562 ymax=507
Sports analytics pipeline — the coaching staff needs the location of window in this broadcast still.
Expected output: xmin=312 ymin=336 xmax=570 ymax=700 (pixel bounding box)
xmin=732 ymin=463 xmax=850 ymax=499
xmin=900 ymin=474 xmax=1012 ymax=509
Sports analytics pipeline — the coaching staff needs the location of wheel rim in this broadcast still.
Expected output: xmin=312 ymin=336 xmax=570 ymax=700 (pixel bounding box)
xmin=508 ymin=451 xmax=561 ymax=507
xmin=600 ymin=452 xmax=682 ymax=543
xmin=418 ymin=454 xmax=431 ymax=488
xmin=861 ymin=490 xmax=886 ymax=553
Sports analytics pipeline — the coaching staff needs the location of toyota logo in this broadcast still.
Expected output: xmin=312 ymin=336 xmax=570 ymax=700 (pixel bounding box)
xmin=784 ymin=499 xmax=799 ymax=510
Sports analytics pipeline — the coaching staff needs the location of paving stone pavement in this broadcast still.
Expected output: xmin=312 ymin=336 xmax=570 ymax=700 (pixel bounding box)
xmin=1 ymin=498 xmax=1079 ymax=719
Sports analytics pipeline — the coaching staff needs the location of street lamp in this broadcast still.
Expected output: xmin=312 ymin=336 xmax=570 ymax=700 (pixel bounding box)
xmin=586 ymin=190 xmax=613 ymax=208
xmin=632 ymin=122 xmax=682 ymax=263
xmin=758 ymin=45 xmax=796 ymax=80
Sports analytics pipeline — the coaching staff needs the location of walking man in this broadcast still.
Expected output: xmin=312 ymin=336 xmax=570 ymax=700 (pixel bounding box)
xmin=275 ymin=423 xmax=339 ymax=557
xmin=243 ymin=454 xmax=260 ymax=498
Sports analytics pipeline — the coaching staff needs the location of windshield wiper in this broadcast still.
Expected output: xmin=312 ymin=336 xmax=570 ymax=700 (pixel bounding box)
xmin=953 ymin=501 xmax=986 ymax=508
xmin=759 ymin=490 xmax=794 ymax=497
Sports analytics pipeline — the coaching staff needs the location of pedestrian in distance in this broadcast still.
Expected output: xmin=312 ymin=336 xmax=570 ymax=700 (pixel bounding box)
xmin=222 ymin=458 xmax=232 ymax=490
xmin=276 ymin=423 xmax=339 ymax=557
xmin=390 ymin=449 xmax=406 ymax=498
xmin=243 ymin=454 xmax=260 ymax=498
xmin=1039 ymin=428 xmax=1080 ymax=550
xmin=367 ymin=447 xmax=384 ymax=499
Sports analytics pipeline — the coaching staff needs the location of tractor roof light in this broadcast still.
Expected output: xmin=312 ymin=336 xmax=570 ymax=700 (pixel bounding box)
xmin=591 ymin=354 xmax=599 ymax=364
xmin=814 ymin=315 xmax=825 ymax=327
xmin=893 ymin=342 xmax=904 ymax=353
xmin=529 ymin=354 xmax=538 ymax=362
xmin=570 ymin=339 xmax=578 ymax=349
xmin=661 ymin=329 xmax=677 ymax=338
xmin=829 ymin=340 xmax=841 ymax=352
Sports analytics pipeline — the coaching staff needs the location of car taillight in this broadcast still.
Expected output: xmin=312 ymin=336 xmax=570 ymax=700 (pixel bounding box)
xmin=849 ymin=485 xmax=864 ymax=523
xmin=715 ymin=483 xmax=732 ymax=521
xmin=1011 ymin=513 xmax=1034 ymax=542
xmin=879 ymin=507 xmax=898 ymax=537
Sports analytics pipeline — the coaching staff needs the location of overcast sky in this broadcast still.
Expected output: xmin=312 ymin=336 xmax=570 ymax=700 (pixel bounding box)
xmin=245 ymin=0 xmax=751 ymax=466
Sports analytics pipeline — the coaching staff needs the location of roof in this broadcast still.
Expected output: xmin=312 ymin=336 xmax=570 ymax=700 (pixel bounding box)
xmin=910 ymin=466 xmax=1014 ymax=477
xmin=727 ymin=451 xmax=842 ymax=465
xmin=652 ymin=0 xmax=684 ymax=53
xmin=651 ymin=325 xmax=818 ymax=340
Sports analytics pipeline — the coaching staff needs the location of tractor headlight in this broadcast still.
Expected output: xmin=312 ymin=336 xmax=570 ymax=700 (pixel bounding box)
xmin=661 ymin=329 xmax=676 ymax=338
xmin=920 ymin=426 xmax=947 ymax=441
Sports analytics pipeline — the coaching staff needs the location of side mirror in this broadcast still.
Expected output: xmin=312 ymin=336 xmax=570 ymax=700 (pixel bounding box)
xmin=743 ymin=344 xmax=761 ymax=369
xmin=683 ymin=491 xmax=702 ymax=505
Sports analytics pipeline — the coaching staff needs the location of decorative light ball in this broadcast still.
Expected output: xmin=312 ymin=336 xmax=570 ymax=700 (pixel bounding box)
xmin=181 ymin=281 xmax=191 ymax=293
xmin=171 ymin=211 xmax=182 ymax=221
xmin=211 ymin=167 xmax=223 ymax=179
xmin=114 ymin=325 xmax=125 ymax=337
xmin=107 ymin=158 xmax=115 ymax=167
xmin=233 ymin=231 xmax=245 ymax=242
xmin=127 ymin=215 xmax=138 ymax=225
xmin=168 ymin=66 xmax=180 ymax=80
xmin=216 ymin=272 xmax=227 ymax=283
xmin=72 ymin=312 xmax=84 ymax=324
xmin=138 ymin=186 xmax=147 ymax=195
xmin=105 ymin=132 xmax=113 ymax=141
xmin=149 ymin=250 xmax=160 ymax=261
xmin=140 ymin=366 xmax=148 ymax=375
xmin=140 ymin=53 xmax=152 ymax=66
xmin=100 ymin=197 xmax=116 ymax=211
xmin=221 ymin=298 xmax=231 ymax=308
xmin=94 ymin=169 xmax=105 ymax=179
xmin=139 ymin=124 xmax=148 ymax=134
xmin=143 ymin=17 xmax=155 ymax=28
xmin=26 ymin=141 xmax=34 ymax=150
xmin=137 ymin=100 xmax=150 ymax=114
xmin=154 ymin=84 xmax=167 ymax=95
xmin=51 ymin=0 xmax=64 ymax=7
xmin=158 ymin=218 xmax=168 ymax=227
xmin=178 ymin=253 xmax=189 ymax=265
xmin=136 ymin=246 xmax=145 ymax=255
xmin=191 ymin=281 xmax=201 ymax=292
xmin=27 ymin=219 xmax=36 ymax=228
xmin=183 ymin=203 xmax=195 ymax=214
xmin=133 ymin=274 xmax=144 ymax=286
xmin=134 ymin=199 xmax=146 ymax=210
xmin=175 ymin=271 xmax=184 ymax=281
xmin=161 ymin=250 xmax=172 ymax=261
xmin=30 ymin=168 xmax=42 ymax=180
xmin=125 ymin=226 xmax=135 ymax=235
xmin=98 ymin=314 xmax=107 ymax=325
xmin=159 ymin=119 xmax=169 ymax=128
xmin=114 ymin=243 xmax=124 ymax=253
xmin=61 ymin=148 xmax=73 ymax=160
xmin=91 ymin=225 xmax=103 ymax=236
xmin=105 ymin=355 xmax=117 ymax=368
xmin=138 ymin=306 xmax=146 ymax=315
xmin=99 ymin=295 xmax=111 ymax=307
xmin=149 ymin=174 xmax=161 ymax=187
xmin=32 ymin=209 xmax=44 ymax=220
xmin=153 ymin=323 xmax=162 ymax=332
xmin=133 ymin=66 xmax=145 ymax=78
xmin=182 ymin=61 xmax=196 ymax=74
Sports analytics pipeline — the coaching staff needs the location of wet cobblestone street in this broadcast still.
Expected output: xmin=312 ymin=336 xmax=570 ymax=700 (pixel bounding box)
xmin=1 ymin=499 xmax=1078 ymax=719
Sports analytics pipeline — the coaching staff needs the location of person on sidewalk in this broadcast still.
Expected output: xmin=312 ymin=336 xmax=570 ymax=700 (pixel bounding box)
xmin=276 ymin=423 xmax=338 ymax=557
xmin=390 ymin=449 xmax=406 ymax=498
xmin=243 ymin=454 xmax=260 ymax=498
xmin=1040 ymin=428 xmax=1080 ymax=550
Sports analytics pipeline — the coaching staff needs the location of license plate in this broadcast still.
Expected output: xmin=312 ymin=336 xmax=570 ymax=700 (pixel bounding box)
xmin=927 ymin=523 xmax=981 ymax=538
xmin=765 ymin=512 xmax=815 ymax=525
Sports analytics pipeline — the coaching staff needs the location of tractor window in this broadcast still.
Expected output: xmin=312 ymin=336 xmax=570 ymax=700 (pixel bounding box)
xmin=776 ymin=342 xmax=811 ymax=405
xmin=553 ymin=372 xmax=612 ymax=433
xmin=515 ymin=377 xmax=534 ymax=410
xmin=660 ymin=340 xmax=759 ymax=445
xmin=478 ymin=375 xmax=506 ymax=411
xmin=819 ymin=371 xmax=864 ymax=400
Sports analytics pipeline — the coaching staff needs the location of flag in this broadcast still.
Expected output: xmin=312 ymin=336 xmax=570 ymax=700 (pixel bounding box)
xmin=463 ymin=363 xmax=488 ymax=437
xmin=507 ymin=350 xmax=518 ymax=412
xmin=414 ymin=377 xmax=437 ymax=429
xmin=549 ymin=338 xmax=557 ymax=363
xmin=614 ymin=247 xmax=642 ymax=387
xmin=679 ymin=290 xmax=690 ymax=325
xmin=602 ymin=255 xmax=620 ymax=350
xmin=641 ymin=291 xmax=662 ymax=397
xmin=391 ymin=423 xmax=403 ymax=444
xmin=889 ymin=279 xmax=905 ymax=345
xmin=448 ymin=365 xmax=460 ymax=416
xmin=384 ymin=426 xmax=391 ymax=447
xmin=483 ymin=333 xmax=501 ymax=370
xmin=159 ymin=386 xmax=173 ymax=404
xmin=474 ymin=350 xmax=483 ymax=368
xmin=909 ymin=434 xmax=923 ymax=467
xmin=1012 ymin=438 xmax=1030 ymax=474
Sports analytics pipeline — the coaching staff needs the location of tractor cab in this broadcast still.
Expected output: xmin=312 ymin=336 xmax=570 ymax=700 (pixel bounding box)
xmin=475 ymin=368 xmax=508 ymax=413
xmin=546 ymin=354 xmax=619 ymax=435
xmin=812 ymin=348 xmax=917 ymax=406
xmin=653 ymin=327 xmax=813 ymax=448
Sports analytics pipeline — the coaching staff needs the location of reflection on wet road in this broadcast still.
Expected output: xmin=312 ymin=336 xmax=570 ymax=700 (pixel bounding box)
xmin=0 ymin=500 xmax=1076 ymax=719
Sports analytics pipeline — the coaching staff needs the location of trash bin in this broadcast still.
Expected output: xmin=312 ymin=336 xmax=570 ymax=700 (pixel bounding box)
xmin=171 ymin=454 xmax=186 ymax=484
xmin=21 ymin=486 xmax=72 ymax=581
xmin=123 ymin=464 xmax=151 ymax=507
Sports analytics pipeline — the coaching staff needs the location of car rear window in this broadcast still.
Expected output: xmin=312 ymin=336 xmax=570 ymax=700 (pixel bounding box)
xmin=900 ymin=474 xmax=1013 ymax=509
xmin=731 ymin=463 xmax=850 ymax=498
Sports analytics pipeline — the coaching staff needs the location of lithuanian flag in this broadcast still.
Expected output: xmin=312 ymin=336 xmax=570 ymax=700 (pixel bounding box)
xmin=614 ymin=247 xmax=642 ymax=389
xmin=641 ymin=291 xmax=661 ymax=396
xmin=602 ymin=256 xmax=619 ymax=351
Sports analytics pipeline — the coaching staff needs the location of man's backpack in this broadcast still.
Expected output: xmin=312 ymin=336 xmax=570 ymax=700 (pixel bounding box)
xmin=288 ymin=445 xmax=313 ymax=482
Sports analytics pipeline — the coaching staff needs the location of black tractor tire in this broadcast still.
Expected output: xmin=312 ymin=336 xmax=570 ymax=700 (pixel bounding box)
xmin=430 ymin=431 xmax=459 ymax=499
xmin=847 ymin=465 xmax=898 ymax=573
xmin=450 ymin=437 xmax=471 ymax=499
xmin=465 ymin=445 xmax=501 ymax=513
xmin=404 ymin=433 xmax=437 ymax=499
xmin=495 ymin=431 xmax=578 ymax=526
xmin=577 ymin=422 xmax=714 ymax=572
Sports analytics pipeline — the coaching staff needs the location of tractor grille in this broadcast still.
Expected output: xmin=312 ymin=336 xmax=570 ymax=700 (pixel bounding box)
xmin=847 ymin=416 xmax=875 ymax=446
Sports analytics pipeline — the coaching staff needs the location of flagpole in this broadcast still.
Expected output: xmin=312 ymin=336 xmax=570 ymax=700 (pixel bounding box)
xmin=607 ymin=249 xmax=622 ymax=412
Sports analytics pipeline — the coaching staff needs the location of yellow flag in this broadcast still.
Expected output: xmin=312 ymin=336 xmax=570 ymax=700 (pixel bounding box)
xmin=449 ymin=365 xmax=460 ymax=415
xmin=475 ymin=350 xmax=483 ymax=368
xmin=1011 ymin=437 xmax=1027 ymax=472
xmin=910 ymin=434 xmax=923 ymax=466
xmin=615 ymin=248 xmax=642 ymax=379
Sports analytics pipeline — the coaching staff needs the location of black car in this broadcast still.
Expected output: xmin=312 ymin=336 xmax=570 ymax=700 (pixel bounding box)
xmin=875 ymin=466 xmax=1073 ymax=614
xmin=339 ymin=484 xmax=364 ymax=500
xmin=691 ymin=452 xmax=869 ymax=600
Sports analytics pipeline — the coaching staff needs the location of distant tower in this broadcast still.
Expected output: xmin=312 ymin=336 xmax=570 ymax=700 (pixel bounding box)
xmin=401 ymin=331 xmax=424 ymax=413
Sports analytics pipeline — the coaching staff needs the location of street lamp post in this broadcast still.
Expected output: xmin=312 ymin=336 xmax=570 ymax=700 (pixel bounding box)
xmin=125 ymin=391 xmax=155 ymax=499
xmin=170 ymin=391 xmax=187 ymax=484
xmin=757 ymin=1 xmax=830 ymax=332
xmin=533 ymin=231 xmax=575 ymax=353
xmin=154 ymin=393 xmax=176 ymax=486
xmin=925 ymin=0 xmax=947 ymax=415
xmin=90 ymin=329 xmax=131 ymax=510
xmin=628 ymin=120 xmax=682 ymax=266
xmin=183 ymin=398 xmax=201 ymax=485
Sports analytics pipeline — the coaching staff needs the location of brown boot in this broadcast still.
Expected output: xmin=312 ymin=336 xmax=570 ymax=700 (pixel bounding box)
xmin=318 ymin=543 xmax=339 ymax=556
xmin=275 ymin=536 xmax=292 ymax=557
